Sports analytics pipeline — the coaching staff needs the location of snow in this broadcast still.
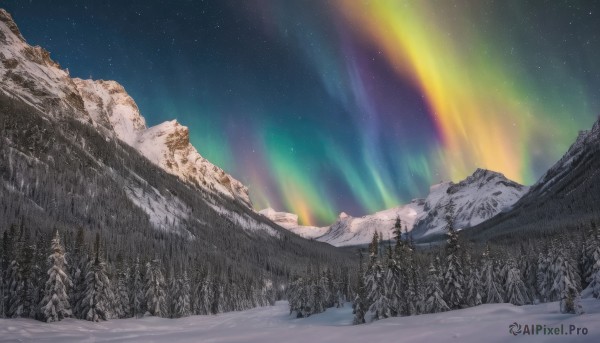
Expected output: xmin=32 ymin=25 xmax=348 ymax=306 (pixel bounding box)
xmin=210 ymin=204 xmax=279 ymax=238
xmin=2 ymin=299 xmax=599 ymax=342
xmin=412 ymin=169 xmax=528 ymax=239
xmin=0 ymin=11 xmax=253 ymax=212
xmin=259 ymin=208 xmax=328 ymax=239
xmin=317 ymin=201 xmax=425 ymax=246
xmin=123 ymin=184 xmax=193 ymax=239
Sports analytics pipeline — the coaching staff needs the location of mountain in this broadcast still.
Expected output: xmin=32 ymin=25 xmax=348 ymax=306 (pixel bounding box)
xmin=268 ymin=169 xmax=526 ymax=247
xmin=0 ymin=8 xmax=249 ymax=207
xmin=316 ymin=201 xmax=425 ymax=246
xmin=0 ymin=8 xmax=351 ymax=293
xmin=464 ymin=117 xmax=600 ymax=241
xmin=411 ymin=168 xmax=528 ymax=240
xmin=259 ymin=208 xmax=329 ymax=239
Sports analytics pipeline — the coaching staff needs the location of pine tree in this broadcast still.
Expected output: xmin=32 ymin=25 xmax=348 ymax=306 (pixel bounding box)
xmin=131 ymin=256 xmax=144 ymax=318
xmin=423 ymin=261 xmax=449 ymax=313
xmin=481 ymin=247 xmax=504 ymax=304
xmin=145 ymin=259 xmax=166 ymax=317
xmin=172 ymin=270 xmax=191 ymax=318
xmin=505 ymin=261 xmax=530 ymax=306
xmin=464 ymin=262 xmax=483 ymax=308
xmin=442 ymin=200 xmax=464 ymax=309
xmin=550 ymin=249 xmax=581 ymax=313
xmin=81 ymin=234 xmax=114 ymax=322
xmin=352 ymin=249 xmax=366 ymax=325
xmin=536 ymin=251 xmax=552 ymax=302
xmin=365 ymin=232 xmax=391 ymax=320
xmin=39 ymin=230 xmax=72 ymax=322
xmin=115 ymin=262 xmax=131 ymax=318
xmin=70 ymin=227 xmax=89 ymax=319
xmin=6 ymin=226 xmax=24 ymax=318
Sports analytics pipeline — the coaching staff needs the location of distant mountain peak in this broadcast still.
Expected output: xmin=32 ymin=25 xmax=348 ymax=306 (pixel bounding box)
xmin=412 ymin=168 xmax=528 ymax=239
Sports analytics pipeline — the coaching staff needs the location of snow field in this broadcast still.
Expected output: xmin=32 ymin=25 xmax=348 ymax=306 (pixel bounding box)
xmin=2 ymin=299 xmax=599 ymax=343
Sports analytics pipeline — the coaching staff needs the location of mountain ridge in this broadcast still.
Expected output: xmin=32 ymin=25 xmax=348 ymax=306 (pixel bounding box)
xmin=0 ymin=8 xmax=251 ymax=207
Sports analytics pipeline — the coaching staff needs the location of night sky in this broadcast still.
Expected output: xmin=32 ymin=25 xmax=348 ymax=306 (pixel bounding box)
xmin=4 ymin=1 xmax=600 ymax=225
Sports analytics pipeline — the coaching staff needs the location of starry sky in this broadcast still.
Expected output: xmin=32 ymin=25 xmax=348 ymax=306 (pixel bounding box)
xmin=4 ymin=1 xmax=600 ymax=225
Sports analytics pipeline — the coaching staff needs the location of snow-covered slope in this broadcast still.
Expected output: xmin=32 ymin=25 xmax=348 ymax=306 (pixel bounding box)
xmin=0 ymin=8 xmax=250 ymax=207
xmin=316 ymin=201 xmax=425 ymax=246
xmin=530 ymin=119 xmax=600 ymax=196
xmin=259 ymin=208 xmax=328 ymax=239
xmin=2 ymin=299 xmax=599 ymax=343
xmin=412 ymin=169 xmax=527 ymax=239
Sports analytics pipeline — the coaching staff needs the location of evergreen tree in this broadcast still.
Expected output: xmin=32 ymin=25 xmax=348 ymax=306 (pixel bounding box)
xmin=145 ymin=259 xmax=166 ymax=317
xmin=442 ymin=200 xmax=464 ymax=309
xmin=481 ymin=247 xmax=504 ymax=304
xmin=39 ymin=230 xmax=72 ymax=322
xmin=131 ymin=256 xmax=144 ymax=318
xmin=81 ymin=234 xmax=114 ymax=322
xmin=352 ymin=249 xmax=366 ymax=325
xmin=423 ymin=261 xmax=449 ymax=313
xmin=365 ymin=232 xmax=391 ymax=320
xmin=536 ymin=251 xmax=552 ymax=302
xmin=464 ymin=263 xmax=483 ymax=308
xmin=70 ymin=227 xmax=89 ymax=319
xmin=115 ymin=262 xmax=131 ymax=318
xmin=550 ymin=249 xmax=581 ymax=312
xmin=172 ymin=270 xmax=191 ymax=318
xmin=505 ymin=261 xmax=530 ymax=306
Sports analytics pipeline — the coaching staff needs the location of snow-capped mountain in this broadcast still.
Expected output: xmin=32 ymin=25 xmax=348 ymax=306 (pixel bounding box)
xmin=465 ymin=117 xmax=600 ymax=240
xmin=316 ymin=201 xmax=425 ymax=246
xmin=268 ymin=169 xmax=526 ymax=246
xmin=0 ymin=8 xmax=250 ymax=207
xmin=411 ymin=168 xmax=528 ymax=239
xmin=529 ymin=119 xmax=600 ymax=197
xmin=259 ymin=208 xmax=329 ymax=239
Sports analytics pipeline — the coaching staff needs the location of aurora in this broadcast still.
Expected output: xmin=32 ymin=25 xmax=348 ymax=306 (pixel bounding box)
xmin=5 ymin=0 xmax=599 ymax=225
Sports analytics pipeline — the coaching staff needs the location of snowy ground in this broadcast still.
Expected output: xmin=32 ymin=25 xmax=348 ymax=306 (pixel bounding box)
xmin=1 ymin=299 xmax=599 ymax=343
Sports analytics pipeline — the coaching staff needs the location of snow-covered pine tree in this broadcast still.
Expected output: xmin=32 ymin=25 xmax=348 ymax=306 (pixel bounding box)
xmin=70 ymin=227 xmax=87 ymax=319
xmin=366 ymin=232 xmax=392 ymax=320
xmin=504 ymin=260 xmax=530 ymax=306
xmin=464 ymin=254 xmax=483 ymax=308
xmin=131 ymin=256 xmax=144 ymax=318
xmin=115 ymin=261 xmax=131 ymax=318
xmin=518 ymin=247 xmax=538 ymax=303
xmin=423 ymin=261 xmax=449 ymax=313
xmin=442 ymin=200 xmax=465 ymax=309
xmin=39 ymin=230 xmax=72 ymax=322
xmin=172 ymin=270 xmax=191 ymax=318
xmin=588 ymin=244 xmax=600 ymax=298
xmin=481 ymin=247 xmax=504 ymax=304
xmin=20 ymin=235 xmax=36 ymax=318
xmin=81 ymin=233 xmax=114 ymax=322
xmin=352 ymin=249 xmax=366 ymax=325
xmin=550 ymin=248 xmax=582 ymax=313
xmin=144 ymin=259 xmax=166 ymax=317
xmin=384 ymin=244 xmax=400 ymax=317
xmin=536 ymin=250 xmax=552 ymax=302
xmin=581 ymin=222 xmax=599 ymax=287
xmin=6 ymin=225 xmax=24 ymax=318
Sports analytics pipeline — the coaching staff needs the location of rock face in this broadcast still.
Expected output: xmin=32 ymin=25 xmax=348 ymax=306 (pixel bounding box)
xmin=411 ymin=169 xmax=528 ymax=239
xmin=0 ymin=8 xmax=251 ymax=207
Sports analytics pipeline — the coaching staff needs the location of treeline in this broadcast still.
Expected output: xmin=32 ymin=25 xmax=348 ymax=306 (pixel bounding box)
xmin=287 ymin=201 xmax=600 ymax=324
xmin=0 ymin=225 xmax=275 ymax=322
